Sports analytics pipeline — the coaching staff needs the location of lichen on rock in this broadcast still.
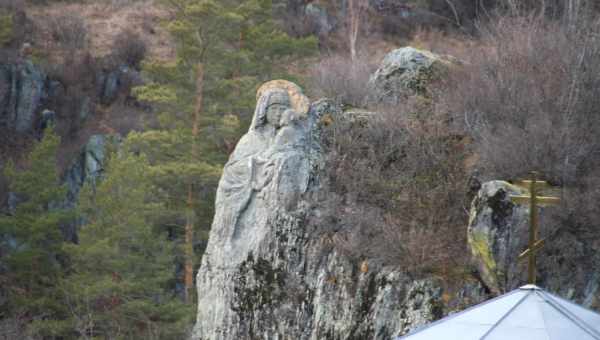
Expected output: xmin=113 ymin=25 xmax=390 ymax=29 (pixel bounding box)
xmin=467 ymin=181 xmax=529 ymax=294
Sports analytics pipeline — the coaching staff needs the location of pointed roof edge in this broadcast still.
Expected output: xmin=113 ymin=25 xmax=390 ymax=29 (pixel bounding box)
xmin=396 ymin=288 xmax=527 ymax=339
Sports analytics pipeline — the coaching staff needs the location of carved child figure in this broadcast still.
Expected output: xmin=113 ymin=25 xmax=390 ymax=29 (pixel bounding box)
xmin=273 ymin=109 xmax=303 ymax=150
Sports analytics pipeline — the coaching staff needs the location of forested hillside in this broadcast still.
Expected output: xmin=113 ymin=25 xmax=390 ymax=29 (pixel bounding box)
xmin=1 ymin=0 xmax=599 ymax=339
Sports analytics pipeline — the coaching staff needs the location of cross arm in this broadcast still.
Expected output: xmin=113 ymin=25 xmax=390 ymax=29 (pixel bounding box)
xmin=510 ymin=195 xmax=561 ymax=206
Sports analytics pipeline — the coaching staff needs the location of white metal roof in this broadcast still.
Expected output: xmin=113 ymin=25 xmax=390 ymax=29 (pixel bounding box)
xmin=396 ymin=285 xmax=600 ymax=340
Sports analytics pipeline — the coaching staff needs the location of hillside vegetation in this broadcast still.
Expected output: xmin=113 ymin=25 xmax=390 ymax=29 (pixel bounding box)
xmin=1 ymin=0 xmax=599 ymax=338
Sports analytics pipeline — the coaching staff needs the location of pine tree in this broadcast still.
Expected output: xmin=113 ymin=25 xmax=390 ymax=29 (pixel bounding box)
xmin=0 ymin=129 xmax=71 ymax=336
xmin=132 ymin=0 xmax=317 ymax=302
xmin=61 ymin=152 xmax=193 ymax=339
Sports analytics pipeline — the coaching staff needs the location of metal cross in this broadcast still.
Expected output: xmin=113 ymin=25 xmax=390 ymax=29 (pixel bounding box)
xmin=509 ymin=171 xmax=561 ymax=285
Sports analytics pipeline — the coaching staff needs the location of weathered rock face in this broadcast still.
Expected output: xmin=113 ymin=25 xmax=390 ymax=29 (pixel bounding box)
xmin=467 ymin=181 xmax=530 ymax=293
xmin=0 ymin=58 xmax=139 ymax=137
xmin=367 ymin=47 xmax=452 ymax=105
xmin=192 ymin=81 xmax=464 ymax=340
xmin=468 ymin=180 xmax=600 ymax=308
xmin=64 ymin=135 xmax=112 ymax=207
xmin=60 ymin=134 xmax=119 ymax=242
xmin=97 ymin=65 xmax=141 ymax=106
xmin=0 ymin=60 xmax=47 ymax=133
xmin=64 ymin=134 xmax=119 ymax=208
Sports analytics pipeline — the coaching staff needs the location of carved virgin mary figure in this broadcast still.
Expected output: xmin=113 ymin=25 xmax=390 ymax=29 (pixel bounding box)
xmin=213 ymin=81 xmax=310 ymax=247
xmin=193 ymin=81 xmax=314 ymax=340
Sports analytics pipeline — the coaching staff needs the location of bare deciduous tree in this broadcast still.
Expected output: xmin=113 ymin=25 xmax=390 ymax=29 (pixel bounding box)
xmin=347 ymin=0 xmax=369 ymax=63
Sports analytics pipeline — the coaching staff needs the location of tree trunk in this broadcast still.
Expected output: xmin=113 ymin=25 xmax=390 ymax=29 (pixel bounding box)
xmin=184 ymin=63 xmax=205 ymax=303
xmin=348 ymin=0 xmax=359 ymax=62
xmin=348 ymin=0 xmax=368 ymax=64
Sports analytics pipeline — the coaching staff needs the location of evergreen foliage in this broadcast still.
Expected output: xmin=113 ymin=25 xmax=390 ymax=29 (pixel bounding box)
xmin=61 ymin=152 xmax=193 ymax=339
xmin=0 ymin=129 xmax=71 ymax=337
xmin=131 ymin=0 xmax=317 ymax=301
xmin=1 ymin=0 xmax=317 ymax=334
xmin=136 ymin=0 xmax=317 ymax=126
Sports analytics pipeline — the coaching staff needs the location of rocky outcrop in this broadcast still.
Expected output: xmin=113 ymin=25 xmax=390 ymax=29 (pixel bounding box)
xmin=64 ymin=135 xmax=105 ymax=201
xmin=60 ymin=134 xmax=119 ymax=242
xmin=191 ymin=81 xmax=474 ymax=340
xmin=0 ymin=60 xmax=47 ymax=133
xmin=468 ymin=180 xmax=600 ymax=308
xmin=193 ymin=80 xmax=600 ymax=339
xmin=467 ymin=181 xmax=530 ymax=293
xmin=97 ymin=65 xmax=141 ymax=106
xmin=0 ymin=58 xmax=139 ymax=136
xmin=367 ymin=47 xmax=453 ymax=105
xmin=63 ymin=134 xmax=119 ymax=208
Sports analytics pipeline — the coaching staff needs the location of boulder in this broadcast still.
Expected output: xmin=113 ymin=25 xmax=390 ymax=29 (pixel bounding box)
xmin=367 ymin=47 xmax=453 ymax=105
xmin=0 ymin=60 xmax=47 ymax=133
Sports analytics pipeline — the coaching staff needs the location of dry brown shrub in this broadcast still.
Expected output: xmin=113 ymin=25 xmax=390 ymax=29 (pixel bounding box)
xmin=111 ymin=28 xmax=146 ymax=68
xmin=410 ymin=27 xmax=474 ymax=57
xmin=314 ymin=102 xmax=471 ymax=276
xmin=47 ymin=11 xmax=89 ymax=50
xmin=435 ymin=12 xmax=600 ymax=279
xmin=438 ymin=14 xmax=600 ymax=186
xmin=309 ymin=54 xmax=377 ymax=107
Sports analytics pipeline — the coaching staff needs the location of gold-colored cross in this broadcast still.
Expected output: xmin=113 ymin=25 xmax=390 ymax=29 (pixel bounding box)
xmin=509 ymin=171 xmax=561 ymax=285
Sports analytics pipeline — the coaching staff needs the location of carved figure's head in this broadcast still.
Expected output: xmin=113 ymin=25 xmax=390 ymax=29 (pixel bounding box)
xmin=265 ymin=90 xmax=291 ymax=128
xmin=279 ymin=109 xmax=298 ymax=127
xmin=252 ymin=88 xmax=291 ymax=130
xmin=251 ymin=80 xmax=308 ymax=132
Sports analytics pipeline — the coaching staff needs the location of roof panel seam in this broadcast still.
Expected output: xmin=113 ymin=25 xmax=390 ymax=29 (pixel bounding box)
xmin=534 ymin=291 xmax=552 ymax=340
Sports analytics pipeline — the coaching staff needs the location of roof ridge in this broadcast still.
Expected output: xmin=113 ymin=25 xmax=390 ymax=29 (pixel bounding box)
xmin=534 ymin=291 xmax=553 ymax=340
